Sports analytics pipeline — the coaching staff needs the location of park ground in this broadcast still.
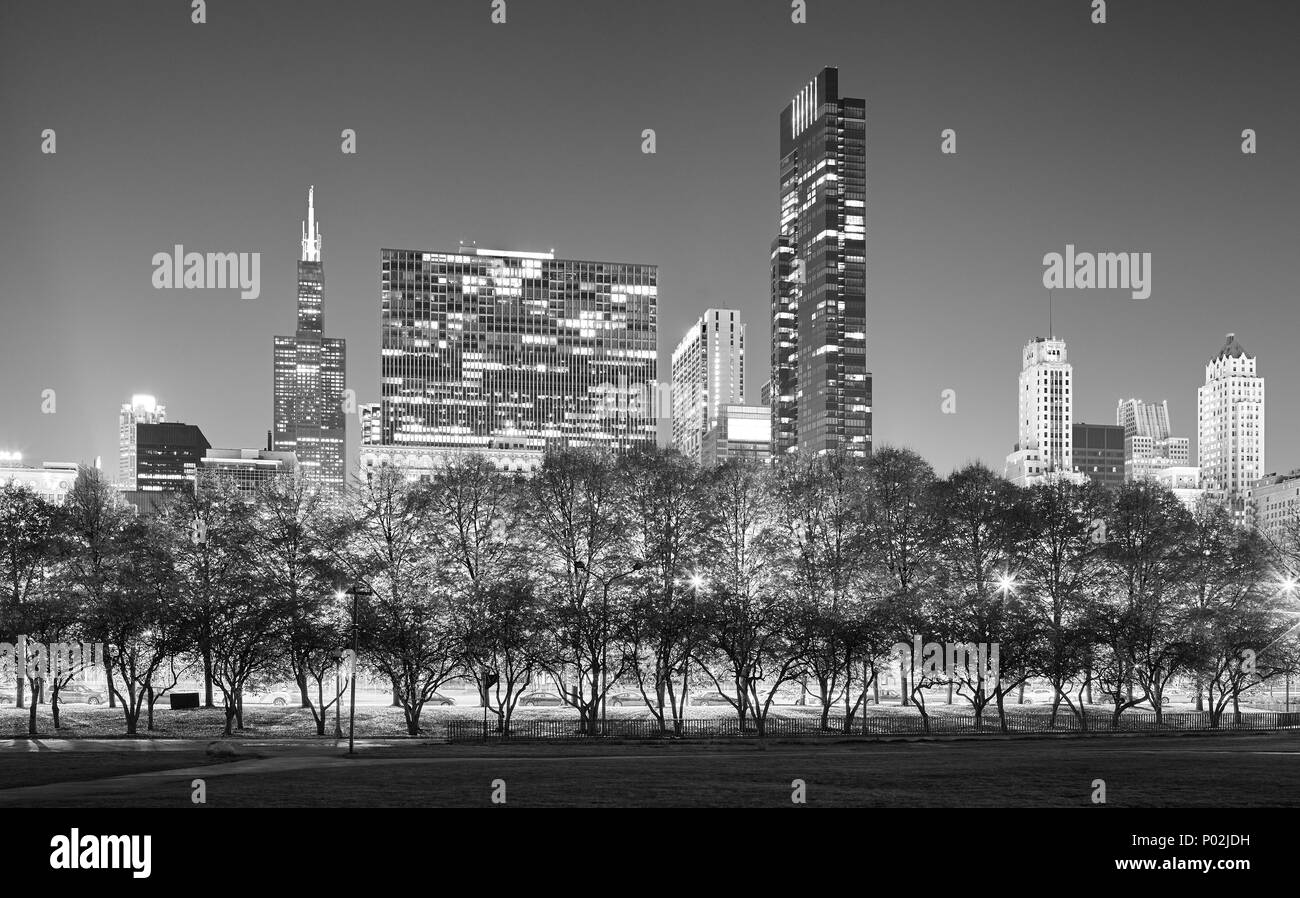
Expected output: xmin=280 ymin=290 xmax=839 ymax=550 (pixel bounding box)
xmin=0 ymin=730 xmax=1295 ymax=807
xmin=0 ymin=695 xmax=1278 ymax=740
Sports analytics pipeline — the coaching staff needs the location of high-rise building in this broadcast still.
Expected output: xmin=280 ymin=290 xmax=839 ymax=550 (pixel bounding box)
xmin=1005 ymin=336 xmax=1075 ymax=487
xmin=701 ymin=404 xmax=772 ymax=466
xmin=134 ymin=422 xmax=210 ymax=493
xmin=771 ymin=67 xmax=870 ymax=458
xmin=672 ymin=309 xmax=745 ymax=461
xmin=1072 ymin=423 xmax=1125 ymax=491
xmin=364 ymin=246 xmax=657 ymax=477
xmin=118 ymin=394 xmax=165 ymax=489
xmin=1197 ymin=333 xmax=1264 ymax=512
xmin=1117 ymin=398 xmax=1191 ymax=482
xmin=1117 ymin=398 xmax=1171 ymax=440
xmin=273 ymin=187 xmax=347 ymax=491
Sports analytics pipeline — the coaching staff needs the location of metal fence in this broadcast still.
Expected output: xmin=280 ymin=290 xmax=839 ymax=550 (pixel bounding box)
xmin=445 ymin=710 xmax=1300 ymax=742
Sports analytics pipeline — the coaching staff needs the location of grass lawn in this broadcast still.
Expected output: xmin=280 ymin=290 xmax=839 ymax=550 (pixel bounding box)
xmin=0 ymin=697 xmax=1262 ymax=740
xmin=2 ymin=732 xmax=1296 ymax=807
xmin=0 ymin=751 xmax=218 ymax=791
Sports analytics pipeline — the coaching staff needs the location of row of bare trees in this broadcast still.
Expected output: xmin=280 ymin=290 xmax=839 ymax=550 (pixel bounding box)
xmin=2 ymin=446 xmax=1298 ymax=737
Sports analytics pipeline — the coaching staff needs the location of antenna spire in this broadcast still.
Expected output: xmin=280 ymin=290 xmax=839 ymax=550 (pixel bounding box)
xmin=301 ymin=185 xmax=322 ymax=261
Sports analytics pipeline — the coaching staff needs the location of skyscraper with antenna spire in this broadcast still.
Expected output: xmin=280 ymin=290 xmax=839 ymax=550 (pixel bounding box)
xmin=1004 ymin=334 xmax=1082 ymax=487
xmin=273 ymin=186 xmax=347 ymax=490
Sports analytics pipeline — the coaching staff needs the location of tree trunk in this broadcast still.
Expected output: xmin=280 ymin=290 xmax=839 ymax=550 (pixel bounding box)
xmin=52 ymin=693 xmax=60 ymax=729
xmin=28 ymin=693 xmax=38 ymax=735
xmin=203 ymin=649 xmax=214 ymax=708
xmin=105 ymin=662 xmax=117 ymax=710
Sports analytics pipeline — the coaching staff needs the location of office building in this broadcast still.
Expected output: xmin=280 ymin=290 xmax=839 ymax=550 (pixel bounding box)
xmin=1117 ymin=398 xmax=1192 ymax=482
xmin=273 ymin=187 xmax=347 ymax=491
xmin=1073 ymin=423 xmax=1125 ymax=490
xmin=134 ymin=422 xmax=210 ymax=493
xmin=701 ymin=405 xmax=772 ymax=465
xmin=672 ymin=309 xmax=745 ymax=461
xmin=366 ymin=246 xmax=657 ymax=478
xmin=0 ymin=453 xmax=81 ymax=505
xmin=192 ymin=448 xmax=298 ymax=496
xmin=1197 ymin=333 xmax=1264 ymax=513
xmin=1005 ymin=336 xmax=1076 ymax=487
xmin=771 ymin=67 xmax=870 ymax=457
xmin=1246 ymin=471 xmax=1300 ymax=545
xmin=118 ymin=394 xmax=165 ymax=490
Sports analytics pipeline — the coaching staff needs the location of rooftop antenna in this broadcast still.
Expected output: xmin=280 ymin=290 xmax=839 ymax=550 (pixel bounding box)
xmin=1049 ymin=289 xmax=1053 ymax=339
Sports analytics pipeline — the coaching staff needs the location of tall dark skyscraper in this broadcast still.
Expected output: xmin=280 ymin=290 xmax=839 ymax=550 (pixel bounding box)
xmin=273 ymin=187 xmax=347 ymax=490
xmin=771 ymin=67 xmax=870 ymax=458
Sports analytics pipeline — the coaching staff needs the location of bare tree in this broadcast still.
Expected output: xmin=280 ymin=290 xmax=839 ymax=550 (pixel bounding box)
xmin=619 ymin=449 xmax=716 ymax=735
xmin=525 ymin=450 xmax=631 ymax=736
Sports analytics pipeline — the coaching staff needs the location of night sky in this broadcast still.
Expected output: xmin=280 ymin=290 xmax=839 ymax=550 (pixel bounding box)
xmin=2 ymin=0 xmax=1297 ymax=478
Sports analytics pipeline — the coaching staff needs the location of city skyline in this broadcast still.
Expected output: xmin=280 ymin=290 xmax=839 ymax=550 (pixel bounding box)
xmin=4 ymin=1 xmax=1300 ymax=482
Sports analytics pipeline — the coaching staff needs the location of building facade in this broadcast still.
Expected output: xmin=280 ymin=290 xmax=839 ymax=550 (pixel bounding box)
xmin=1247 ymin=471 xmax=1300 ymax=545
xmin=193 ymin=448 xmax=298 ymax=496
xmin=771 ymin=67 xmax=870 ymax=458
xmin=1117 ymin=397 xmax=1192 ymax=482
xmin=0 ymin=455 xmax=81 ymax=505
xmin=370 ymin=246 xmax=657 ymax=470
xmin=1072 ymin=422 xmax=1125 ymax=491
xmin=118 ymin=394 xmax=165 ymax=490
xmin=273 ymin=187 xmax=347 ymax=491
xmin=671 ymin=309 xmax=745 ymax=461
xmin=1197 ymin=333 xmax=1264 ymax=511
xmin=134 ymin=422 xmax=210 ymax=493
xmin=1005 ymin=336 xmax=1073 ymax=487
xmin=701 ymin=404 xmax=772 ymax=466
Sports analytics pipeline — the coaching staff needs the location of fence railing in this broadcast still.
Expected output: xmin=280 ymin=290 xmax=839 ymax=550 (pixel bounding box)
xmin=445 ymin=710 xmax=1300 ymax=742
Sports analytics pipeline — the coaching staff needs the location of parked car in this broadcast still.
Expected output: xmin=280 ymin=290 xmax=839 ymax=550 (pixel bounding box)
xmin=692 ymin=692 xmax=734 ymax=707
xmin=430 ymin=692 xmax=455 ymax=706
xmin=243 ymin=685 xmax=293 ymax=706
xmin=54 ymin=683 xmax=107 ymax=705
xmin=1021 ymin=690 xmax=1058 ymax=705
xmin=607 ymin=692 xmax=641 ymax=707
xmin=518 ymin=691 xmax=564 ymax=707
xmin=0 ymin=686 xmax=15 ymax=705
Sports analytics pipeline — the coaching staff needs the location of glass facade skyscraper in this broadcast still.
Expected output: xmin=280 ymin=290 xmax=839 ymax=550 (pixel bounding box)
xmin=771 ymin=67 xmax=870 ymax=457
xmin=671 ymin=309 xmax=745 ymax=462
xmin=370 ymin=246 xmax=657 ymax=465
xmin=273 ymin=187 xmax=347 ymax=491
